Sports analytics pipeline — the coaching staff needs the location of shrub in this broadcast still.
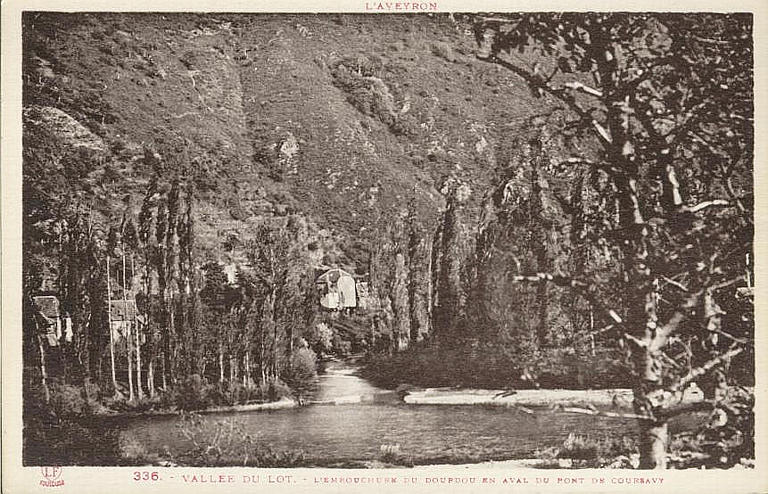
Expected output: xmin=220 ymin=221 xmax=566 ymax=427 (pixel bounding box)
xmin=332 ymin=334 xmax=352 ymax=356
xmin=329 ymin=57 xmax=416 ymax=136
xmin=217 ymin=380 xmax=273 ymax=406
xmin=256 ymin=379 xmax=293 ymax=402
xmin=535 ymin=433 xmax=638 ymax=469
xmin=431 ymin=42 xmax=457 ymax=62
xmin=48 ymin=380 xmax=89 ymax=417
xmin=173 ymin=413 xmax=306 ymax=467
xmin=669 ymin=387 xmax=755 ymax=469
xmin=173 ymin=374 xmax=216 ymax=411
xmin=379 ymin=443 xmax=413 ymax=467
xmin=306 ymin=322 xmax=333 ymax=355
xmin=23 ymin=407 xmax=123 ymax=466
xmin=281 ymin=348 xmax=318 ymax=402
xmin=118 ymin=433 xmax=156 ymax=464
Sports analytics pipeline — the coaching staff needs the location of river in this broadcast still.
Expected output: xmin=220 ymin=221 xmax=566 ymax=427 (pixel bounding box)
xmin=119 ymin=359 xmax=693 ymax=466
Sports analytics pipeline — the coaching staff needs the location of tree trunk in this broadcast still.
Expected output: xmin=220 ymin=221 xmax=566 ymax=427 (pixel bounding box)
xmin=127 ymin=324 xmax=134 ymax=401
xmin=638 ymin=421 xmax=669 ymax=469
xmin=135 ymin=320 xmax=144 ymax=399
xmin=244 ymin=352 xmax=250 ymax=387
xmin=106 ymin=256 xmax=119 ymax=396
xmin=161 ymin=352 xmax=167 ymax=390
xmin=37 ymin=334 xmax=50 ymax=404
xmin=589 ymin=309 xmax=596 ymax=356
xmin=133 ymin=255 xmax=144 ymax=399
xmin=148 ymin=358 xmax=155 ymax=397
xmin=123 ymin=252 xmax=134 ymax=402
xmin=261 ymin=355 xmax=267 ymax=385
xmin=529 ymin=152 xmax=552 ymax=348
xmin=631 ymin=323 xmax=668 ymax=470
xmin=167 ymin=302 xmax=175 ymax=385
xmin=219 ymin=345 xmax=225 ymax=384
xmin=536 ymin=282 xmax=548 ymax=347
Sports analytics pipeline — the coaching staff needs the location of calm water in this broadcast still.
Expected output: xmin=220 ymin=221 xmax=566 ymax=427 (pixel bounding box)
xmin=120 ymin=360 xmax=693 ymax=465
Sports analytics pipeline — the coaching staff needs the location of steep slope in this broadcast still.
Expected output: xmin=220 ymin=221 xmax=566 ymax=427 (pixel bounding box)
xmin=22 ymin=13 xmax=553 ymax=269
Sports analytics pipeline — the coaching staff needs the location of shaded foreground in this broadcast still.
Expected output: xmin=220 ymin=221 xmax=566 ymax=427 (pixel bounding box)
xmin=25 ymin=359 xmax=754 ymax=469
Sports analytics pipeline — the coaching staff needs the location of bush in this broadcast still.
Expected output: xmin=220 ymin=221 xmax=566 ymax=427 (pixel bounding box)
xmin=48 ymin=380 xmax=89 ymax=417
xmin=329 ymin=57 xmax=416 ymax=136
xmin=173 ymin=374 xmax=216 ymax=411
xmin=379 ymin=443 xmax=413 ymax=467
xmin=331 ymin=334 xmax=352 ymax=356
xmin=257 ymin=379 xmax=293 ymax=402
xmin=118 ymin=433 xmax=156 ymax=464
xmin=172 ymin=413 xmax=306 ymax=467
xmin=535 ymin=433 xmax=638 ymax=469
xmin=23 ymin=384 xmax=124 ymax=466
xmin=431 ymin=42 xmax=457 ymax=62
xmin=216 ymin=380 xmax=280 ymax=406
xmin=306 ymin=322 xmax=333 ymax=355
xmin=281 ymin=348 xmax=318 ymax=402
xmin=669 ymin=387 xmax=755 ymax=469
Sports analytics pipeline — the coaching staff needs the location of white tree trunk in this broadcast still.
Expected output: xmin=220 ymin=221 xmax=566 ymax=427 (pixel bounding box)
xmin=127 ymin=324 xmax=134 ymax=401
xmin=161 ymin=355 xmax=167 ymax=390
xmin=106 ymin=256 xmax=119 ymax=397
xmin=135 ymin=321 xmax=144 ymax=399
xmin=133 ymin=255 xmax=144 ymax=399
xmin=244 ymin=351 xmax=251 ymax=387
xmin=123 ymin=251 xmax=134 ymax=402
xmin=148 ymin=358 xmax=155 ymax=397
xmin=638 ymin=421 xmax=669 ymax=469
xmin=37 ymin=334 xmax=50 ymax=403
xmin=219 ymin=345 xmax=225 ymax=384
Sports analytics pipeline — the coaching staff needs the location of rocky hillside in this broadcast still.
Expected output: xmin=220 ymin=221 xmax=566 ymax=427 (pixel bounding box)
xmin=23 ymin=13 xmax=553 ymax=270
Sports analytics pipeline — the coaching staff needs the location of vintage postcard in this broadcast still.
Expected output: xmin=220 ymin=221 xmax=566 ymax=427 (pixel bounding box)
xmin=2 ymin=0 xmax=767 ymax=493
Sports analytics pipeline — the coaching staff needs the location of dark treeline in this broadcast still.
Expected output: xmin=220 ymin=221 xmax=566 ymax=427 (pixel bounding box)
xmin=364 ymin=127 xmax=628 ymax=390
xmin=23 ymin=138 xmax=328 ymax=423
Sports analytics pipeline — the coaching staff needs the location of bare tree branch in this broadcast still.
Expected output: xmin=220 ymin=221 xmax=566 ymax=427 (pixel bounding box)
xmin=558 ymin=406 xmax=653 ymax=422
xmin=661 ymin=276 xmax=689 ymax=292
xmin=683 ymin=200 xmax=730 ymax=213
xmin=677 ymin=346 xmax=744 ymax=391
xmin=564 ymin=81 xmax=603 ymax=98
xmin=478 ymin=54 xmax=613 ymax=147
xmin=511 ymin=272 xmax=624 ymax=325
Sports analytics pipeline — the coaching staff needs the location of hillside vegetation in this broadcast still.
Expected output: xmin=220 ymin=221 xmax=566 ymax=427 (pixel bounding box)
xmin=24 ymin=13 xmax=551 ymax=268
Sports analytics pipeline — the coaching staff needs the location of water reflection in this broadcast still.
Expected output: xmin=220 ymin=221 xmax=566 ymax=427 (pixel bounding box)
xmin=121 ymin=359 xmax=652 ymax=464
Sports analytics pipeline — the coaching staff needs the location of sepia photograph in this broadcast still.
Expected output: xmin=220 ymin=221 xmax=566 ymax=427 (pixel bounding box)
xmin=8 ymin=7 xmax=760 ymax=485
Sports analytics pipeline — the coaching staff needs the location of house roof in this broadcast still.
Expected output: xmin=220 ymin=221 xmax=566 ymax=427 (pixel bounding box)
xmin=316 ymin=268 xmax=354 ymax=284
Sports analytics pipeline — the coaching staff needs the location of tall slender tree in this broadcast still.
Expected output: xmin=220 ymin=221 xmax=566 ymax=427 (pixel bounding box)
xmin=407 ymin=203 xmax=431 ymax=343
xmin=432 ymin=181 xmax=470 ymax=340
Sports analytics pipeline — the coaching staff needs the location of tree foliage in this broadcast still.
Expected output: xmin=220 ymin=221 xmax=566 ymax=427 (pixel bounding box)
xmin=473 ymin=12 xmax=753 ymax=468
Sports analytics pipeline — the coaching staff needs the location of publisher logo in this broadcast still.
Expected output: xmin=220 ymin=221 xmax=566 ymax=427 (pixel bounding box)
xmin=40 ymin=466 xmax=64 ymax=488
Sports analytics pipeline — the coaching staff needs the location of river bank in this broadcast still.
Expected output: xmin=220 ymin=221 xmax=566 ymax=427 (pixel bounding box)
xmin=403 ymin=387 xmax=706 ymax=409
xmin=93 ymin=396 xmax=299 ymax=420
xmin=98 ymin=385 xmax=705 ymax=419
